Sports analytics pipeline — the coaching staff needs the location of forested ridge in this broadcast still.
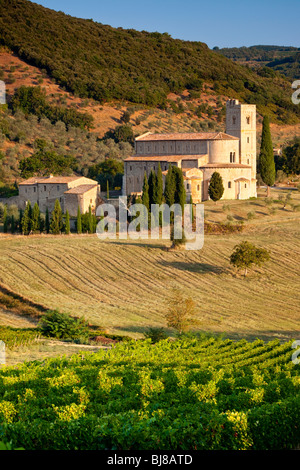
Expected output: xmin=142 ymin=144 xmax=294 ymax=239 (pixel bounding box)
xmin=0 ymin=0 xmax=299 ymax=123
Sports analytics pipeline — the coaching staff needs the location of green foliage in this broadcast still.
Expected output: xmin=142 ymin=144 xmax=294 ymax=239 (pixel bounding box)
xmin=0 ymin=0 xmax=299 ymax=123
xmin=0 ymin=337 xmax=298 ymax=450
xmin=88 ymin=158 xmax=124 ymax=190
xmin=164 ymin=165 xmax=176 ymax=207
xmin=10 ymin=86 xmax=93 ymax=130
xmin=37 ymin=310 xmax=90 ymax=341
xmin=76 ymin=206 xmax=82 ymax=234
xmin=165 ymin=288 xmax=199 ymax=334
xmin=143 ymin=327 xmax=168 ymax=344
xmin=19 ymin=149 xmax=77 ymax=179
xmin=64 ymin=210 xmax=70 ymax=235
xmin=50 ymin=199 xmax=63 ymax=234
xmin=208 ymin=172 xmax=225 ymax=202
xmin=259 ymin=116 xmax=276 ymax=187
xmin=21 ymin=201 xmax=32 ymax=235
xmin=230 ymin=241 xmax=270 ymax=276
xmin=0 ymin=326 xmax=41 ymax=350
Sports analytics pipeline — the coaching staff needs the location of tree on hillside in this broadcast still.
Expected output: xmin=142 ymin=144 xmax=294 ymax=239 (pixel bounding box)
xmin=141 ymin=172 xmax=150 ymax=213
xmin=50 ymin=199 xmax=63 ymax=234
xmin=165 ymin=288 xmax=199 ymax=335
xmin=208 ymin=171 xmax=224 ymax=203
xmin=230 ymin=241 xmax=270 ymax=277
xmin=259 ymin=116 xmax=276 ymax=197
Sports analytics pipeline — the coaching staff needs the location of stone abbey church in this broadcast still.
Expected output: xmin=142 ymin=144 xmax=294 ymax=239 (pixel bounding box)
xmin=123 ymin=99 xmax=257 ymax=202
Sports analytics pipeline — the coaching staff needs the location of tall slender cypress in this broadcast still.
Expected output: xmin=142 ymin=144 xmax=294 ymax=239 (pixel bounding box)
xmin=45 ymin=207 xmax=50 ymax=234
xmin=148 ymin=169 xmax=157 ymax=207
xmin=50 ymin=199 xmax=63 ymax=234
xmin=164 ymin=165 xmax=176 ymax=207
xmin=77 ymin=206 xmax=82 ymax=234
xmin=156 ymin=163 xmax=163 ymax=205
xmin=31 ymin=202 xmax=41 ymax=233
xmin=259 ymin=116 xmax=275 ymax=196
xmin=65 ymin=210 xmax=70 ymax=235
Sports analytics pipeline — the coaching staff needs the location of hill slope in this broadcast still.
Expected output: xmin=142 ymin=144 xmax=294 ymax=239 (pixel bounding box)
xmin=0 ymin=0 xmax=299 ymax=124
xmin=215 ymin=45 xmax=300 ymax=80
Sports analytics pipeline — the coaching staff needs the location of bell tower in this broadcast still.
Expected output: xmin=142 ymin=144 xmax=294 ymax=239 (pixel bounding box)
xmin=226 ymin=99 xmax=256 ymax=185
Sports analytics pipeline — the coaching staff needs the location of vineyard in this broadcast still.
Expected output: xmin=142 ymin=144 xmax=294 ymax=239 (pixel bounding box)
xmin=0 ymin=336 xmax=299 ymax=450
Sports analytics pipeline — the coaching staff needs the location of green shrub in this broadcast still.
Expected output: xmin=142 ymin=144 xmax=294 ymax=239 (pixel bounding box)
xmin=144 ymin=327 xmax=168 ymax=344
xmin=37 ymin=310 xmax=90 ymax=341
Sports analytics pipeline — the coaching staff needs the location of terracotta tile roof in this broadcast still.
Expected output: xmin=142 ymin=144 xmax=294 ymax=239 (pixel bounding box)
xmin=124 ymin=154 xmax=207 ymax=162
xmin=64 ymin=184 xmax=98 ymax=195
xmin=135 ymin=132 xmax=239 ymax=142
xmin=19 ymin=176 xmax=82 ymax=185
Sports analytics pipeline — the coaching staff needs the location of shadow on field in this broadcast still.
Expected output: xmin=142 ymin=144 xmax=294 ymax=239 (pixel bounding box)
xmin=158 ymin=260 xmax=227 ymax=274
xmin=110 ymin=241 xmax=167 ymax=250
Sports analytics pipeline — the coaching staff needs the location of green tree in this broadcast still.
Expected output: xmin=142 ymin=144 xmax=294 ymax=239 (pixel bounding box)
xmin=31 ymin=202 xmax=41 ymax=233
xmin=21 ymin=202 xmax=32 ymax=235
xmin=156 ymin=163 xmax=163 ymax=205
xmin=3 ymin=205 xmax=7 ymax=233
xmin=173 ymin=166 xmax=186 ymax=211
xmin=230 ymin=241 xmax=270 ymax=277
xmin=208 ymin=171 xmax=224 ymax=202
xmin=77 ymin=206 xmax=82 ymax=234
xmin=259 ymin=116 xmax=276 ymax=196
xmin=141 ymin=172 xmax=150 ymax=212
xmin=88 ymin=206 xmax=93 ymax=234
xmin=50 ymin=200 xmax=63 ymax=234
xmin=65 ymin=210 xmax=70 ymax=235
xmin=148 ymin=169 xmax=157 ymax=207
xmin=45 ymin=207 xmax=50 ymax=234
xmin=18 ymin=209 xmax=23 ymax=233
xmin=164 ymin=164 xmax=176 ymax=207
xmin=106 ymin=179 xmax=109 ymax=199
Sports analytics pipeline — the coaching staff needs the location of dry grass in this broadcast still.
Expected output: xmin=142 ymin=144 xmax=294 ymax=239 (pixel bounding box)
xmin=0 ymin=190 xmax=299 ymax=342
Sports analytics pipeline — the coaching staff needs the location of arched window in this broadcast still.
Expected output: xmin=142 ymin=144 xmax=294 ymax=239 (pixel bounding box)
xmin=246 ymin=116 xmax=250 ymax=124
xmin=228 ymin=181 xmax=232 ymax=188
xmin=230 ymin=152 xmax=233 ymax=163
xmin=232 ymin=116 xmax=236 ymax=125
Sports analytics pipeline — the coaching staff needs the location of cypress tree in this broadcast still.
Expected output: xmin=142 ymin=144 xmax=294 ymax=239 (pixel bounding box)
xmin=148 ymin=169 xmax=157 ymax=207
xmin=65 ymin=210 xmax=70 ymax=235
xmin=77 ymin=206 xmax=82 ymax=234
xmin=3 ymin=205 xmax=8 ymax=233
xmin=21 ymin=202 xmax=32 ymax=235
xmin=50 ymin=199 xmax=63 ymax=234
xmin=18 ymin=209 xmax=23 ymax=233
xmin=11 ymin=215 xmax=15 ymax=234
xmin=156 ymin=163 xmax=163 ymax=205
xmin=31 ymin=202 xmax=41 ymax=233
xmin=141 ymin=172 xmax=150 ymax=212
xmin=45 ymin=207 xmax=50 ymax=234
xmin=106 ymin=179 xmax=110 ymax=199
xmin=88 ymin=205 xmax=93 ymax=234
xmin=208 ymin=172 xmax=224 ymax=203
xmin=173 ymin=166 xmax=186 ymax=211
xmin=164 ymin=164 xmax=176 ymax=207
xmin=259 ymin=116 xmax=276 ymax=196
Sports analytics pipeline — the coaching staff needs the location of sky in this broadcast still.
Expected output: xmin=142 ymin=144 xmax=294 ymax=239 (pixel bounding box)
xmin=33 ymin=0 xmax=300 ymax=49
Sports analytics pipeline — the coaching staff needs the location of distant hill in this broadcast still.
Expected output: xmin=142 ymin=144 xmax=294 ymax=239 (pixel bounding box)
xmin=0 ymin=0 xmax=299 ymax=124
xmin=215 ymin=45 xmax=300 ymax=80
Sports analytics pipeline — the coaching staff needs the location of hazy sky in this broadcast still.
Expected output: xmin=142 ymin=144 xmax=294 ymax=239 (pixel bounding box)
xmin=33 ymin=0 xmax=300 ymax=49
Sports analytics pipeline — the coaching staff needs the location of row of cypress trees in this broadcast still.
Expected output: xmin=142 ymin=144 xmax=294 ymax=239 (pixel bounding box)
xmin=140 ymin=163 xmax=186 ymax=212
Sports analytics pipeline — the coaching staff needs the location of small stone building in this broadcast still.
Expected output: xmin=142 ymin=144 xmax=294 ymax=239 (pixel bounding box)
xmin=123 ymin=99 xmax=257 ymax=202
xmin=18 ymin=175 xmax=101 ymax=216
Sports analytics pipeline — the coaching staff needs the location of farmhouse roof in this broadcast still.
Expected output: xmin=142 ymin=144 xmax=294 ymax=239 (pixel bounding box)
xmin=19 ymin=175 xmax=83 ymax=186
xmin=64 ymin=184 xmax=98 ymax=195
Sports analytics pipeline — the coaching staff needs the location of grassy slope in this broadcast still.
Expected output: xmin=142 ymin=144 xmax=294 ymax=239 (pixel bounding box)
xmin=0 ymin=189 xmax=299 ymax=342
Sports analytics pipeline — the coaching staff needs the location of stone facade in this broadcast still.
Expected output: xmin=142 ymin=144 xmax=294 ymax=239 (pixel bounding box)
xmin=124 ymin=99 xmax=257 ymax=201
xmin=18 ymin=175 xmax=100 ymax=216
